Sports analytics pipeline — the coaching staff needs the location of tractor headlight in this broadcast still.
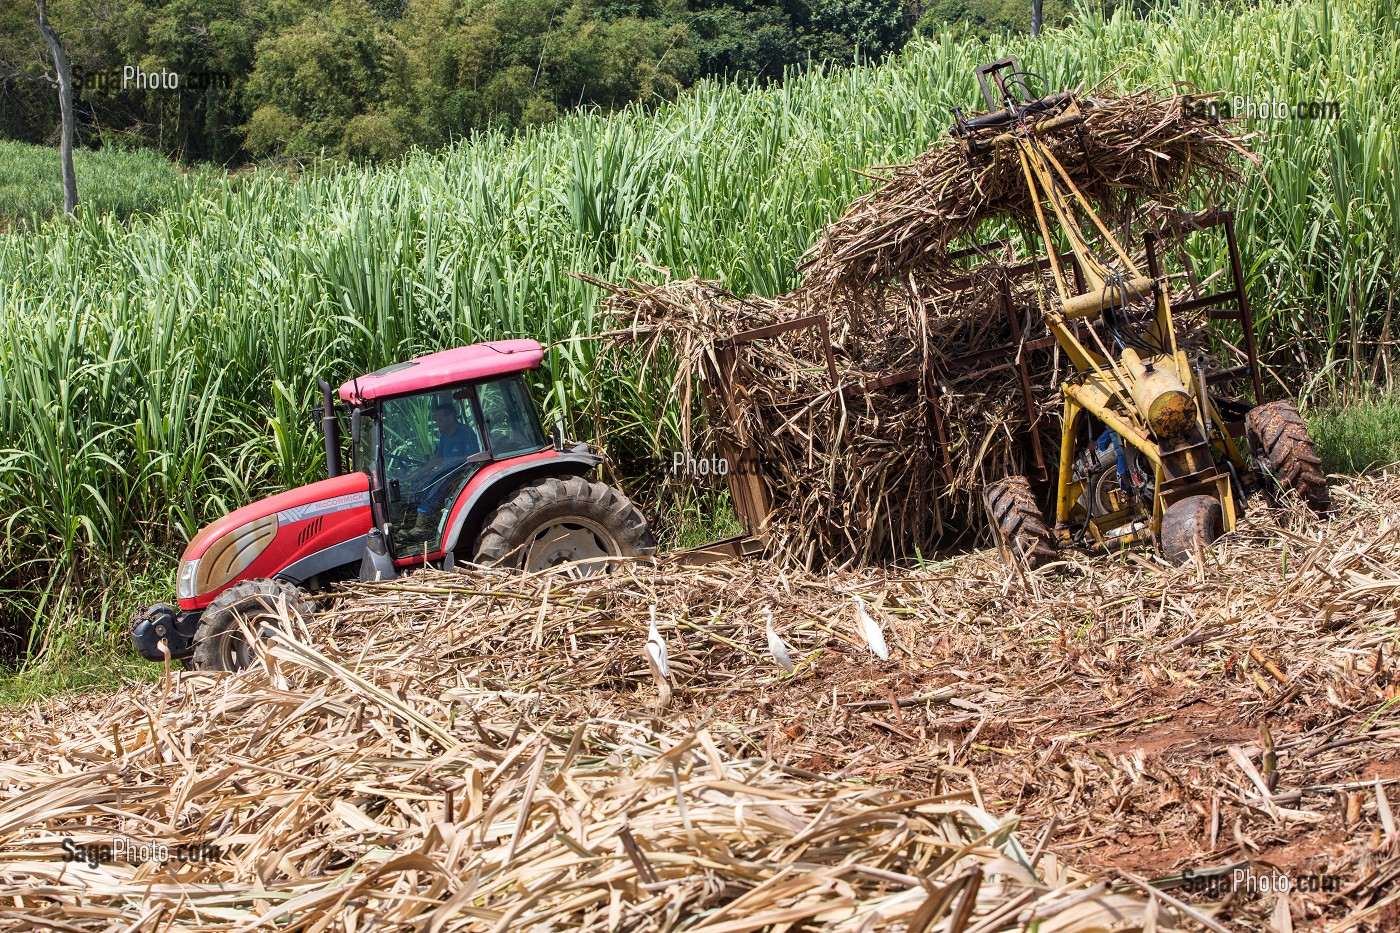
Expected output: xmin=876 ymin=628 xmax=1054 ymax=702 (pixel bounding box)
xmin=177 ymin=559 xmax=200 ymax=601
xmin=178 ymin=515 xmax=278 ymax=600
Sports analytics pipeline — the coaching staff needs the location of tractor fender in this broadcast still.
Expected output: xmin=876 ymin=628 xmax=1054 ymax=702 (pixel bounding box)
xmin=441 ymin=451 xmax=602 ymax=558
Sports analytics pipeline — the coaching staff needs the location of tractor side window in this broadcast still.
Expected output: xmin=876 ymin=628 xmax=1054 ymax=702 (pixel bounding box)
xmin=477 ymin=376 xmax=546 ymax=458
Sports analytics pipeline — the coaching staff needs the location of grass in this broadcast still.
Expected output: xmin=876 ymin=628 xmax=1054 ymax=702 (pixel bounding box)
xmin=0 ymin=656 xmax=157 ymax=706
xmin=0 ymin=555 xmax=176 ymax=704
xmin=657 ymin=491 xmax=747 ymax=551
xmin=1309 ymin=392 xmax=1400 ymax=475
xmin=0 ymin=139 xmax=208 ymax=230
xmin=0 ymin=0 xmax=1395 ymax=675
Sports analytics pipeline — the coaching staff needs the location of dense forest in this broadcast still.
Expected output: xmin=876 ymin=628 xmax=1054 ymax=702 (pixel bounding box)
xmin=0 ymin=0 xmax=1077 ymax=164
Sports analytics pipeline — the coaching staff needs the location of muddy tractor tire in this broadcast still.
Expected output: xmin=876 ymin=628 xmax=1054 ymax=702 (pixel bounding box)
xmin=983 ymin=475 xmax=1058 ymax=569
xmin=1245 ymin=400 xmax=1330 ymax=512
xmin=1160 ymin=495 xmax=1223 ymax=565
xmin=191 ymin=578 xmax=316 ymax=672
xmin=473 ymin=476 xmax=655 ymax=574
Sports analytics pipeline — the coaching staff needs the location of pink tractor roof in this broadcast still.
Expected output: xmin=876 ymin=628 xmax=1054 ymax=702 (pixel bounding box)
xmin=339 ymin=339 xmax=545 ymax=404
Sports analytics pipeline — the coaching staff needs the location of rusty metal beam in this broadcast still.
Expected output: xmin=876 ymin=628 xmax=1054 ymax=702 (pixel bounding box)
xmin=723 ymin=314 xmax=830 ymax=347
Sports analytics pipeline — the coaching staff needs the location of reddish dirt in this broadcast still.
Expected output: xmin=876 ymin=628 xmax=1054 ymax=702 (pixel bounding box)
xmin=688 ymin=634 xmax=1400 ymax=932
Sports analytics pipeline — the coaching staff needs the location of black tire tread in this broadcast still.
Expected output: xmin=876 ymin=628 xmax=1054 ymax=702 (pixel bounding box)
xmin=983 ymin=475 xmax=1057 ymax=569
xmin=473 ymin=476 xmax=655 ymax=569
xmin=191 ymin=578 xmax=316 ymax=672
xmin=1161 ymin=495 xmax=1224 ymax=565
xmin=1246 ymin=401 xmax=1330 ymax=512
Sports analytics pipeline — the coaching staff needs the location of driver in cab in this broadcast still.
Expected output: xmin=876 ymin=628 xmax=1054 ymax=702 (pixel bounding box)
xmin=408 ymin=401 xmax=481 ymax=534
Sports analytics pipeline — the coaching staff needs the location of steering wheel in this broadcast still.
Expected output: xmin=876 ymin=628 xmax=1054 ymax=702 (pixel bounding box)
xmin=386 ymin=450 xmax=427 ymax=472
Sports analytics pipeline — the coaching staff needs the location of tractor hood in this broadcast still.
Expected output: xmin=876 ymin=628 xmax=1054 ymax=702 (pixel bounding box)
xmin=178 ymin=472 xmax=373 ymax=609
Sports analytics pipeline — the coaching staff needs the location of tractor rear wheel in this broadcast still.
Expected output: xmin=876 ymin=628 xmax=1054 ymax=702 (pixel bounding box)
xmin=1160 ymin=495 xmax=1223 ymax=565
xmin=1245 ymin=400 xmax=1330 ymax=512
xmin=191 ymin=579 xmax=315 ymax=672
xmin=473 ymin=476 xmax=655 ymax=574
xmin=983 ymin=475 xmax=1057 ymax=569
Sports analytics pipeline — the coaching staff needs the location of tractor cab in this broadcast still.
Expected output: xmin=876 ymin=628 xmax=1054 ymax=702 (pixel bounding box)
xmin=336 ymin=341 xmax=552 ymax=563
xmin=133 ymin=338 xmax=655 ymax=671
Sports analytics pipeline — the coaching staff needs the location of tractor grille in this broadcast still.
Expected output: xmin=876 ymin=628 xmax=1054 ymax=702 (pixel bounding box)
xmin=296 ymin=517 xmax=324 ymax=548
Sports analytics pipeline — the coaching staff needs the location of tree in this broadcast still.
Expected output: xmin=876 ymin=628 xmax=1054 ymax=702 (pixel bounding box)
xmin=916 ymin=0 xmax=1069 ymax=41
xmin=685 ymin=1 xmax=809 ymax=83
xmin=399 ymin=0 xmax=694 ymax=143
xmin=243 ymin=0 xmax=425 ymax=160
xmin=33 ymin=0 xmax=76 ymax=212
xmin=809 ymin=0 xmax=914 ymax=62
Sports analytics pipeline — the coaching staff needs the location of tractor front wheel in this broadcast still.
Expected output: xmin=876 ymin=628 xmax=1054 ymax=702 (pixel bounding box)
xmin=473 ymin=476 xmax=655 ymax=574
xmin=1160 ymin=495 xmax=1223 ymax=565
xmin=1245 ymin=400 xmax=1331 ymax=512
xmin=983 ymin=475 xmax=1058 ymax=569
xmin=191 ymin=579 xmax=316 ymax=672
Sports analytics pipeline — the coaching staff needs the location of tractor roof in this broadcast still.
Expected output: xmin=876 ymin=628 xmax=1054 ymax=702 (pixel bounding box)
xmin=339 ymin=339 xmax=545 ymax=404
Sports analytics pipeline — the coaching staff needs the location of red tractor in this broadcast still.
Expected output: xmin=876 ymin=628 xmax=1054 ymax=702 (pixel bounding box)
xmin=132 ymin=339 xmax=655 ymax=670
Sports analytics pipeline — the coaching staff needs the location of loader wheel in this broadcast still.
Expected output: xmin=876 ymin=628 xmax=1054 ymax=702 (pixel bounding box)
xmin=1160 ymin=495 xmax=1223 ymax=565
xmin=1080 ymin=447 xmax=1124 ymax=516
xmin=1245 ymin=400 xmax=1331 ymax=512
xmin=191 ymin=579 xmax=316 ymax=672
xmin=983 ymin=475 xmax=1058 ymax=569
xmin=473 ymin=476 xmax=655 ymax=575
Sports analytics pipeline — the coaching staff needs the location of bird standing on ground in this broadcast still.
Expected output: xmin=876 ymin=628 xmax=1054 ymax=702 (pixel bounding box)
xmin=853 ymin=595 xmax=889 ymax=660
xmin=762 ymin=607 xmax=794 ymax=674
xmin=645 ymin=604 xmax=673 ymax=711
xmin=646 ymin=604 xmax=669 ymax=678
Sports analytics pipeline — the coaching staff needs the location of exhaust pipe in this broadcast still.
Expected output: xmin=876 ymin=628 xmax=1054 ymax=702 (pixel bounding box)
xmin=319 ymin=378 xmax=343 ymax=478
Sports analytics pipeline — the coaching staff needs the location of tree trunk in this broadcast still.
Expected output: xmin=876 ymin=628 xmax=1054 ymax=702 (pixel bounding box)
xmin=34 ymin=0 xmax=77 ymax=214
xmin=1031 ymin=0 xmax=1044 ymax=37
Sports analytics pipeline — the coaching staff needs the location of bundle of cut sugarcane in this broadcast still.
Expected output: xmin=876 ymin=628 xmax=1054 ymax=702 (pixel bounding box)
xmin=800 ymin=87 xmax=1254 ymax=293
xmin=602 ymin=267 xmax=1064 ymax=565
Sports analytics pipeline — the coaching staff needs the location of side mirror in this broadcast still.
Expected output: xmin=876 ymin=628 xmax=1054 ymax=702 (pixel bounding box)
xmin=551 ymin=420 xmax=565 ymax=451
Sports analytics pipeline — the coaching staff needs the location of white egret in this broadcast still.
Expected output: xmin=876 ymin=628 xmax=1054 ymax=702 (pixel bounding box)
xmin=852 ymin=595 xmax=889 ymax=660
xmin=762 ymin=608 xmax=794 ymax=674
xmin=646 ymin=604 xmax=670 ymax=678
xmin=644 ymin=604 xmax=673 ymax=712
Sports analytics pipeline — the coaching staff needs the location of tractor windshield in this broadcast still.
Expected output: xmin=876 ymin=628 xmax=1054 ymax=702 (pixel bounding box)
xmin=381 ymin=392 xmax=485 ymax=555
xmin=375 ymin=374 xmax=546 ymax=558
